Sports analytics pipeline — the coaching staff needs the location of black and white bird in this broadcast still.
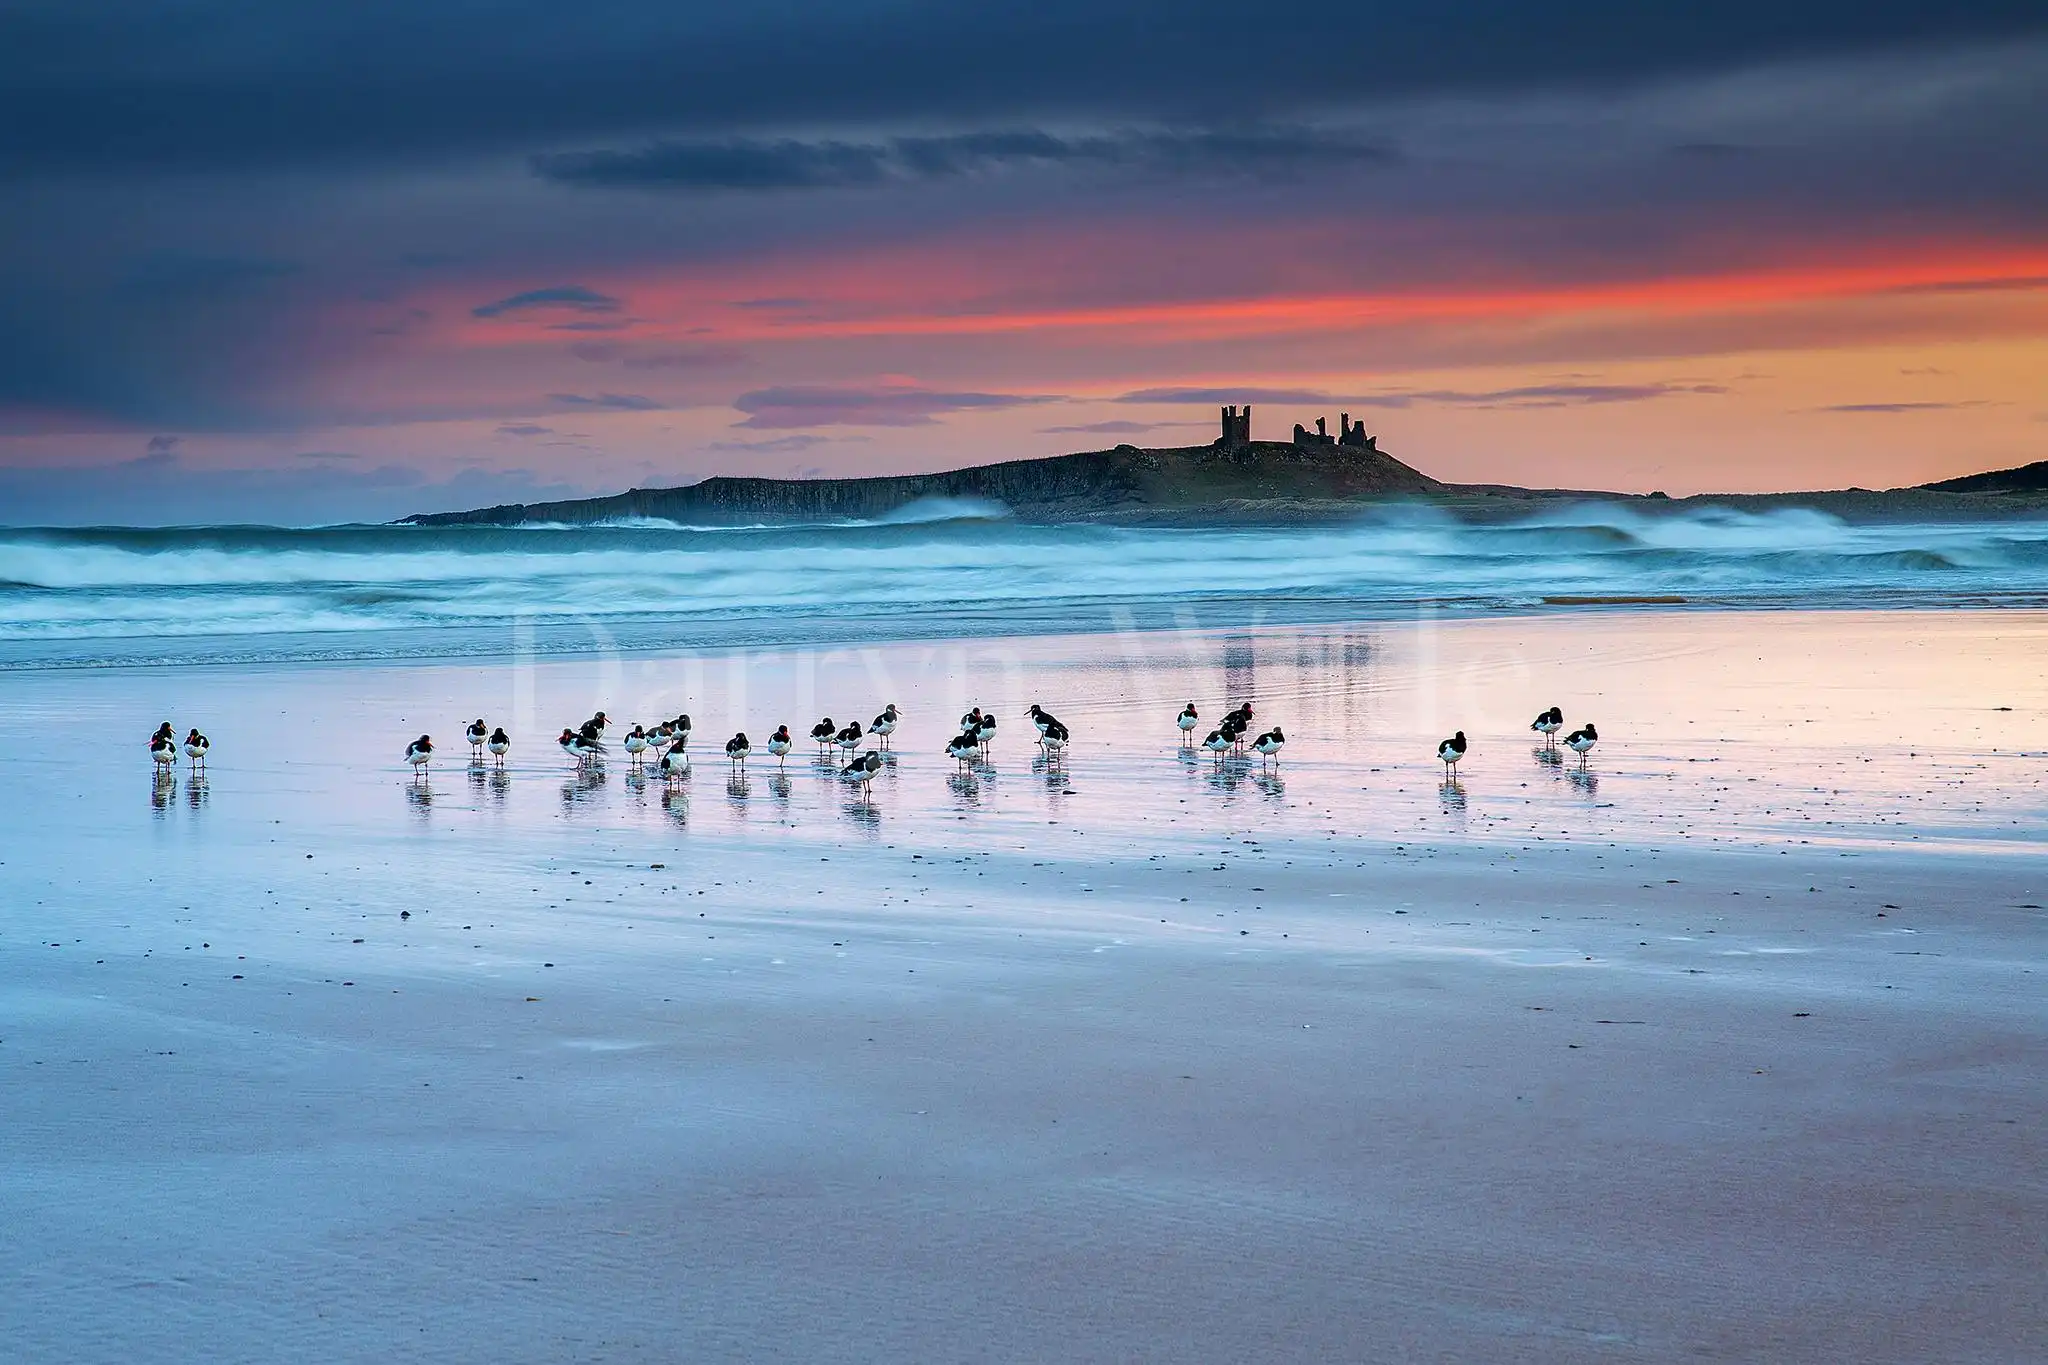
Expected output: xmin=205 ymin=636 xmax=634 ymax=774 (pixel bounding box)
xmin=767 ymin=724 xmax=794 ymax=766
xmin=871 ymin=704 xmax=901 ymax=748
xmin=1530 ymin=706 xmax=1564 ymax=747
xmin=406 ymin=734 xmax=434 ymax=777
xmin=1026 ymin=704 xmax=1062 ymax=743
xmin=561 ymin=727 xmax=603 ymax=767
xmin=1177 ymin=702 xmax=1200 ymax=742
xmin=1437 ymin=730 xmax=1468 ymax=777
xmin=657 ymin=746 xmax=688 ymax=781
xmin=1564 ymin=722 xmax=1598 ymax=763
xmin=667 ymin=714 xmax=692 ymax=752
xmin=465 ymin=718 xmax=489 ymax=759
xmin=960 ymin=705 xmax=984 ymax=732
xmin=1040 ymin=718 xmax=1070 ymax=760
xmin=623 ymin=725 xmax=651 ymax=765
xmin=810 ymin=718 xmax=837 ymax=752
xmin=1220 ymin=703 xmax=1255 ymax=751
xmin=1200 ymin=728 xmax=1232 ymax=764
xmin=724 ymin=732 xmax=752 ymax=767
xmin=974 ymin=712 xmax=998 ymax=754
xmin=183 ymin=728 xmax=210 ymax=769
xmin=1252 ymin=726 xmax=1285 ymax=767
xmin=945 ymin=731 xmax=981 ymax=768
xmin=585 ymin=711 xmax=611 ymax=737
xmin=843 ymin=749 xmax=883 ymax=799
xmin=834 ymin=719 xmax=864 ymax=754
xmin=487 ymin=727 xmax=510 ymax=766
xmin=151 ymin=729 xmax=178 ymax=771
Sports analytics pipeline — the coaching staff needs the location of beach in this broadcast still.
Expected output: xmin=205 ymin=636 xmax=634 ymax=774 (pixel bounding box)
xmin=3 ymin=609 xmax=2045 ymax=1362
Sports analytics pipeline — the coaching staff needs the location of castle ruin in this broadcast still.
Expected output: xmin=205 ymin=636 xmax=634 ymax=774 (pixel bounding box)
xmin=1292 ymin=413 xmax=1379 ymax=453
xmin=1217 ymin=404 xmax=1253 ymax=447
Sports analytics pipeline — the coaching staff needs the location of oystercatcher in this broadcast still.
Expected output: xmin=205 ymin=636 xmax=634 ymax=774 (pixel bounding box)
xmin=406 ymin=734 xmax=434 ymax=778
xmin=150 ymin=731 xmax=178 ymax=771
xmin=724 ymin=732 xmax=752 ymax=767
xmin=1040 ymin=719 xmax=1070 ymax=761
xmin=183 ymin=728 xmax=210 ymax=769
xmin=487 ymin=727 xmax=510 ymax=766
xmin=1200 ymin=729 xmax=1232 ymax=765
xmin=1564 ymin=722 xmax=1598 ymax=764
xmin=871 ymin=704 xmax=901 ymax=748
xmin=1252 ymin=726 xmax=1285 ymax=768
xmin=465 ymin=719 xmax=488 ymax=759
xmin=974 ymin=712 xmax=998 ymax=754
xmin=960 ymin=706 xmax=984 ymax=732
xmin=945 ymin=731 xmax=980 ymax=768
xmin=667 ymin=714 xmax=691 ymax=752
xmin=657 ymin=747 xmax=689 ymax=781
xmin=810 ymin=717 xmax=836 ymax=752
xmin=767 ymin=724 xmax=794 ymax=766
xmin=1026 ymin=704 xmax=1062 ymax=743
xmin=1530 ymin=706 xmax=1564 ymax=747
xmin=1437 ymin=730 xmax=1467 ymax=777
xmin=623 ymin=725 xmax=650 ymax=766
xmin=1177 ymin=702 xmax=1200 ymax=743
xmin=843 ymin=749 xmax=883 ymax=800
xmin=834 ymin=720 xmax=864 ymax=754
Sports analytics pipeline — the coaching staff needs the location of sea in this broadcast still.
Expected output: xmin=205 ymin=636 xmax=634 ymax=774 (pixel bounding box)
xmin=4 ymin=501 xmax=2047 ymax=669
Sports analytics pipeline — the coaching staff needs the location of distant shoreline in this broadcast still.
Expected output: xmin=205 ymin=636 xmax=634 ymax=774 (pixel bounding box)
xmin=397 ymin=441 xmax=2048 ymax=528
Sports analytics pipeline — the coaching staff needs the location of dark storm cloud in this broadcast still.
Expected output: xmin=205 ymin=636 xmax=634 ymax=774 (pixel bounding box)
xmin=732 ymin=386 xmax=1065 ymax=429
xmin=0 ymin=1 xmax=2038 ymax=172
xmin=471 ymin=285 xmax=621 ymax=318
xmin=533 ymin=127 xmax=1396 ymax=192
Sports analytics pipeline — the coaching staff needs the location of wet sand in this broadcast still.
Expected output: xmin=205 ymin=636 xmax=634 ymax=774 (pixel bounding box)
xmin=2 ymin=611 xmax=2044 ymax=1362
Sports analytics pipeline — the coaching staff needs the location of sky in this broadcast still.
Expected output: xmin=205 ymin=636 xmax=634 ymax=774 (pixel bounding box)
xmin=1 ymin=1 xmax=2044 ymax=524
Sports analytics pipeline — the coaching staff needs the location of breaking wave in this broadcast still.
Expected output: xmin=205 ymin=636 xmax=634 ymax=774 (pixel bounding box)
xmin=1 ymin=503 xmax=2044 ymax=666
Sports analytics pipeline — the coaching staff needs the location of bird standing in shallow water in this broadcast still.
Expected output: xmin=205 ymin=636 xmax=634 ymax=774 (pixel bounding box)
xmin=1177 ymin=702 xmax=1200 ymax=743
xmin=843 ymin=749 xmax=883 ymax=800
xmin=1437 ymin=730 xmax=1467 ymax=777
xmin=466 ymin=719 xmax=488 ymax=760
xmin=151 ymin=729 xmax=178 ymax=772
xmin=183 ymin=728 xmax=210 ymax=770
xmin=1040 ymin=719 xmax=1070 ymax=762
xmin=835 ymin=720 xmax=864 ymax=755
xmin=1565 ymin=722 xmax=1598 ymax=764
xmin=974 ymin=712 xmax=997 ymax=754
xmin=725 ymin=732 xmax=752 ymax=767
xmin=946 ymin=731 xmax=980 ymax=769
xmin=1252 ymin=726 xmax=1285 ymax=768
xmin=487 ymin=727 xmax=510 ymax=766
xmin=657 ymin=746 xmax=688 ymax=781
xmin=871 ymin=704 xmax=901 ymax=748
xmin=623 ymin=725 xmax=651 ymax=766
xmin=810 ymin=718 xmax=836 ymax=752
xmin=1530 ymin=706 xmax=1564 ymax=748
xmin=1200 ymin=729 xmax=1232 ymax=765
xmin=767 ymin=725 xmax=793 ymax=766
xmin=406 ymin=734 xmax=434 ymax=779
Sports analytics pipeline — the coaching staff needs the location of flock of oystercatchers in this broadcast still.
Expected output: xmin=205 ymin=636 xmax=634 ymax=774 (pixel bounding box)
xmin=153 ymin=702 xmax=1600 ymax=789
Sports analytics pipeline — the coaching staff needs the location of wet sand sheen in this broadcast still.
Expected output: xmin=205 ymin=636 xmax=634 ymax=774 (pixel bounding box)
xmin=1 ymin=610 xmax=2044 ymax=1362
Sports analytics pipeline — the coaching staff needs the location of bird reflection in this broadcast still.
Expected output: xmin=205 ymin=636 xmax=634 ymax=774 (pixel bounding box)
xmin=1568 ymin=767 xmax=1600 ymax=797
xmin=1438 ymin=778 xmax=1467 ymax=812
xmin=487 ymin=768 xmax=512 ymax=804
xmin=185 ymin=774 xmax=210 ymax=810
xmin=1533 ymin=746 xmax=1564 ymax=770
xmin=151 ymin=772 xmax=176 ymax=814
xmin=1254 ymin=770 xmax=1286 ymax=800
xmin=768 ymin=772 xmax=793 ymax=805
xmin=726 ymin=771 xmax=752 ymax=806
xmin=840 ymin=798 xmax=882 ymax=832
xmin=406 ymin=783 xmax=434 ymax=813
xmin=661 ymin=786 xmax=689 ymax=827
xmin=560 ymin=766 xmax=605 ymax=811
xmin=947 ymin=769 xmax=983 ymax=807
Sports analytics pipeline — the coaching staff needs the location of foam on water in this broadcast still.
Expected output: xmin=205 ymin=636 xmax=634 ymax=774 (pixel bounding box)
xmin=2 ymin=505 xmax=2044 ymax=666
